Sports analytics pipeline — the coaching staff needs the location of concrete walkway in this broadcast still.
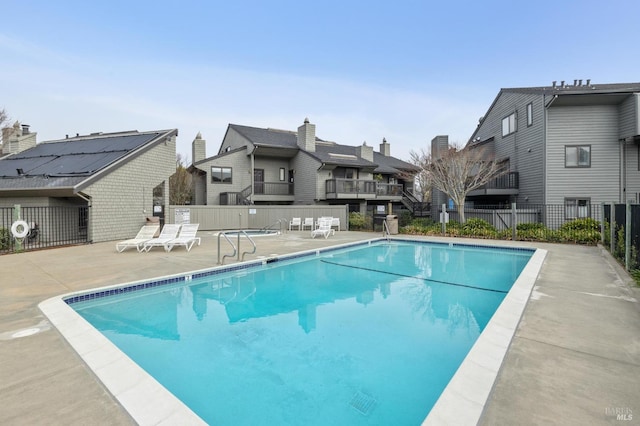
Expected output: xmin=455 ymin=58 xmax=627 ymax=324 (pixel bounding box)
xmin=0 ymin=232 xmax=638 ymax=425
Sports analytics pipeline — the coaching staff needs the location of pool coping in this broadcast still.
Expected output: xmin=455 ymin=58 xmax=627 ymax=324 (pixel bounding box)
xmin=38 ymin=237 xmax=546 ymax=425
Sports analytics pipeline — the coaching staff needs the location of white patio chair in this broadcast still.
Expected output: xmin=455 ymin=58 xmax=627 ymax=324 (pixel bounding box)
xmin=301 ymin=217 xmax=314 ymax=231
xmin=165 ymin=224 xmax=201 ymax=252
xmin=115 ymin=224 xmax=160 ymax=252
xmin=142 ymin=224 xmax=182 ymax=252
xmin=311 ymin=219 xmax=333 ymax=239
xmin=289 ymin=217 xmax=302 ymax=231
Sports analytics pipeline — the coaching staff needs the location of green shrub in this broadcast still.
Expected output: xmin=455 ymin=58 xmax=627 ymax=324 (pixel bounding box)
xmin=0 ymin=228 xmax=9 ymax=250
xmin=517 ymin=222 xmax=546 ymax=231
xmin=398 ymin=211 xmax=413 ymax=227
xmin=348 ymin=212 xmax=369 ymax=230
xmin=560 ymin=217 xmax=600 ymax=232
xmin=408 ymin=217 xmax=435 ymax=227
xmin=515 ymin=222 xmax=560 ymax=242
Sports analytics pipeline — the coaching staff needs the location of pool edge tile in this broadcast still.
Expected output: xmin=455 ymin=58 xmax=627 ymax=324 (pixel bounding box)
xmin=423 ymin=248 xmax=547 ymax=425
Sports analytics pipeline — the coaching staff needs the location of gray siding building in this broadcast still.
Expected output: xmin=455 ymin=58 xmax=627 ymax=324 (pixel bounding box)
xmin=0 ymin=127 xmax=178 ymax=243
xmin=464 ymin=81 xmax=640 ymax=217
xmin=189 ymin=119 xmax=418 ymax=215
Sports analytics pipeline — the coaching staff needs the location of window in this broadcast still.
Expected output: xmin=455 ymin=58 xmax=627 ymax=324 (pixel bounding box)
xmin=565 ymin=145 xmax=591 ymax=167
xmin=279 ymin=168 xmax=285 ymax=181
xmin=526 ymin=103 xmax=533 ymax=127
xmin=565 ymin=198 xmax=590 ymax=219
xmin=211 ymin=166 xmax=232 ymax=183
xmin=502 ymin=112 xmax=517 ymax=136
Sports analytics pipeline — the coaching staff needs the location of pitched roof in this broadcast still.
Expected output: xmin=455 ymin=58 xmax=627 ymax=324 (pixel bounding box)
xmin=225 ymin=123 xmax=417 ymax=172
xmin=0 ymin=129 xmax=177 ymax=192
xmin=502 ymin=81 xmax=640 ymax=96
xmin=228 ymin=124 xmax=301 ymax=149
xmin=468 ymin=81 xmax=640 ymax=145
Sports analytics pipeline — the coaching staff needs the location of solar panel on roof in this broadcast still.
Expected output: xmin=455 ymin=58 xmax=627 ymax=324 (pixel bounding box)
xmin=0 ymin=132 xmax=161 ymax=177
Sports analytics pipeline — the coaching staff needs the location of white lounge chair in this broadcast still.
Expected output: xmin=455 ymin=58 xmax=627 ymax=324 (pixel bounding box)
xmin=301 ymin=217 xmax=314 ymax=231
xmin=142 ymin=224 xmax=182 ymax=252
xmin=289 ymin=217 xmax=301 ymax=231
xmin=330 ymin=217 xmax=340 ymax=231
xmin=116 ymin=224 xmax=160 ymax=252
xmin=311 ymin=219 xmax=333 ymax=239
xmin=165 ymin=224 xmax=201 ymax=252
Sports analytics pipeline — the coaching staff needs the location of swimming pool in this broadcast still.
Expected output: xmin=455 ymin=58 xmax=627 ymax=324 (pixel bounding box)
xmin=45 ymin=238 xmax=542 ymax=425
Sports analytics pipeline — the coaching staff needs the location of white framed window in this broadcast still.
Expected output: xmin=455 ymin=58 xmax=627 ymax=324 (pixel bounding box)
xmin=565 ymin=198 xmax=590 ymax=219
xmin=211 ymin=166 xmax=232 ymax=183
xmin=565 ymin=145 xmax=591 ymax=167
xmin=526 ymin=103 xmax=533 ymax=127
xmin=502 ymin=112 xmax=517 ymax=137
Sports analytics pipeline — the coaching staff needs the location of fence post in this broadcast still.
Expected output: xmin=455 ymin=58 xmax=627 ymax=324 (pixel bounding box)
xmin=511 ymin=202 xmax=517 ymax=241
xmin=610 ymin=202 xmax=615 ymax=255
xmin=625 ymin=200 xmax=631 ymax=271
xmin=12 ymin=204 xmax=23 ymax=251
xmin=600 ymin=202 xmax=605 ymax=244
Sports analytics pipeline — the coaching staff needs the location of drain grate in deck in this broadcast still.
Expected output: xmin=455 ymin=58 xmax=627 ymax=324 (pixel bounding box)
xmin=350 ymin=390 xmax=377 ymax=416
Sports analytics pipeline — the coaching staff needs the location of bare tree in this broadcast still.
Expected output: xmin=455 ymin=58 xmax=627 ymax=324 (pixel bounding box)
xmin=408 ymin=148 xmax=432 ymax=202
xmin=169 ymin=153 xmax=193 ymax=205
xmin=429 ymin=144 xmax=506 ymax=223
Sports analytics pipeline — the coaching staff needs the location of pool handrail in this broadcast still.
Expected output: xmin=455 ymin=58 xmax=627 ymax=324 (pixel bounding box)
xmin=239 ymin=230 xmax=257 ymax=261
xmin=217 ymin=230 xmax=258 ymax=264
xmin=260 ymin=218 xmax=288 ymax=234
xmin=382 ymin=219 xmax=391 ymax=242
xmin=218 ymin=232 xmax=237 ymax=265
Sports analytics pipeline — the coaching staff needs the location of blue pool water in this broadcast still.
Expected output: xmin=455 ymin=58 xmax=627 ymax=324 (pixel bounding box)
xmin=71 ymin=240 xmax=533 ymax=425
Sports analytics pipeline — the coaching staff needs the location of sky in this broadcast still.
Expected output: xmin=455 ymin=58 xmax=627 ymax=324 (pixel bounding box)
xmin=1 ymin=0 xmax=639 ymax=163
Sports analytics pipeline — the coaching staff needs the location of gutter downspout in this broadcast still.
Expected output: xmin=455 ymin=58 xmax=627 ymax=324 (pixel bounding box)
xmin=542 ymin=94 xmax=560 ymax=204
xmin=250 ymin=146 xmax=257 ymax=203
xmin=619 ymin=138 xmax=629 ymax=203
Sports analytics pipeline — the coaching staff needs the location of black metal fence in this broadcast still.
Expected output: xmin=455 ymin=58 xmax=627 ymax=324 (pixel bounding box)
xmin=603 ymin=204 xmax=640 ymax=269
xmin=354 ymin=203 xmax=603 ymax=244
xmin=0 ymin=206 xmax=90 ymax=254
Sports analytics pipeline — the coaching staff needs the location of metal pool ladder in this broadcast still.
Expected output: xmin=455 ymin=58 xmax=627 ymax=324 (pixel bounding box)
xmin=382 ymin=219 xmax=391 ymax=242
xmin=217 ymin=230 xmax=257 ymax=264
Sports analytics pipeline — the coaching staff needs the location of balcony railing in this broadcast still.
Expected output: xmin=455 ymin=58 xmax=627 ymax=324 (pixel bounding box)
xmin=220 ymin=182 xmax=294 ymax=205
xmin=483 ymin=172 xmax=519 ymax=189
xmin=253 ymin=181 xmax=294 ymax=196
xmin=376 ymin=182 xmax=403 ymax=196
xmin=325 ymin=179 xmax=403 ymax=199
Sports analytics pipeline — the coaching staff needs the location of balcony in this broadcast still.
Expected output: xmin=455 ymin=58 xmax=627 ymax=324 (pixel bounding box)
xmin=325 ymin=179 xmax=403 ymax=200
xmin=221 ymin=182 xmax=294 ymax=205
xmin=467 ymin=172 xmax=519 ymax=196
xmin=252 ymin=181 xmax=294 ymax=202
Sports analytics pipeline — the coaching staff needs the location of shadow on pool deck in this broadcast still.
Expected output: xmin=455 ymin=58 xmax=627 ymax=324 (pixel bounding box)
xmin=0 ymin=231 xmax=638 ymax=425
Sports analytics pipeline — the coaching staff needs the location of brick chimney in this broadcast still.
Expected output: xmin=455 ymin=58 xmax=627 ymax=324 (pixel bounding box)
xmin=192 ymin=132 xmax=206 ymax=163
xmin=379 ymin=137 xmax=390 ymax=157
xmin=356 ymin=141 xmax=374 ymax=162
xmin=2 ymin=121 xmax=36 ymax=155
xmin=297 ymin=118 xmax=316 ymax=152
xmin=431 ymin=135 xmax=449 ymax=160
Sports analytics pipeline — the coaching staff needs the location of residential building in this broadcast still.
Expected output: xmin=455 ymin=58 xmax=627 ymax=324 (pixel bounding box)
xmin=0 ymin=127 xmax=178 ymax=243
xmin=189 ymin=119 xmax=419 ymax=215
xmin=455 ymin=80 xmax=640 ymax=218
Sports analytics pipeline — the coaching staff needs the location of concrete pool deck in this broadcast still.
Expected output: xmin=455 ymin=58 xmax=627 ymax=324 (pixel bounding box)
xmin=0 ymin=231 xmax=639 ymax=425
